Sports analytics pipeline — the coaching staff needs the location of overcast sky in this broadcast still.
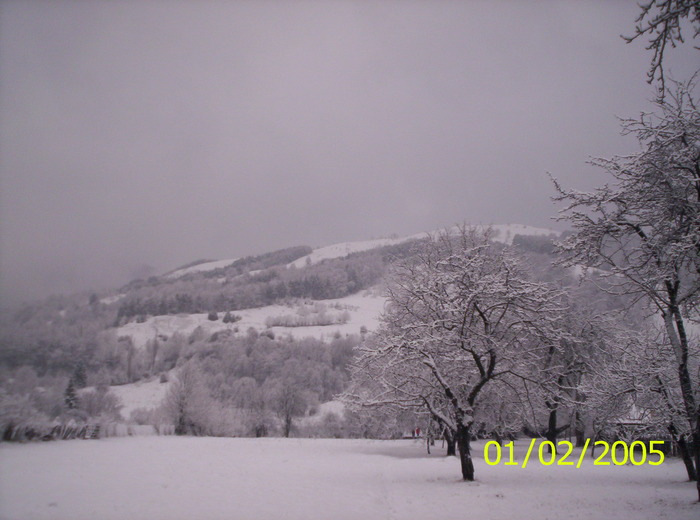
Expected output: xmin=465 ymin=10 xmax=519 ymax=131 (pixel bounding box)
xmin=0 ymin=1 xmax=697 ymax=306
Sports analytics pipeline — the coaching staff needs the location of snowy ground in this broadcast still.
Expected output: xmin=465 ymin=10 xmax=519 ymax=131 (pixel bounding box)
xmin=0 ymin=437 xmax=696 ymax=520
xmin=107 ymin=378 xmax=171 ymax=420
xmin=104 ymin=377 xmax=343 ymax=422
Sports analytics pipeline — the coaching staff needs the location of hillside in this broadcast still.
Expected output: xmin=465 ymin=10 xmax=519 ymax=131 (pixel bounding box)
xmin=106 ymin=224 xmax=557 ymax=345
xmin=0 ymin=223 xmax=562 ymax=425
xmin=114 ymin=290 xmax=387 ymax=350
xmin=0 ymin=223 xmax=560 ymax=362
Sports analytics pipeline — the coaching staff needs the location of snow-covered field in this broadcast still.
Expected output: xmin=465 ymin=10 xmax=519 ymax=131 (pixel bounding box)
xmin=115 ymin=291 xmax=387 ymax=349
xmin=0 ymin=437 xmax=696 ymax=520
xmin=108 ymin=378 xmax=171 ymax=419
xmin=104 ymin=378 xmax=344 ymax=422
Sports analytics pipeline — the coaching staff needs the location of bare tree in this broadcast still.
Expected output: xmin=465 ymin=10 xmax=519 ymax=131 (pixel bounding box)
xmin=345 ymin=226 xmax=561 ymax=481
xmin=342 ymin=332 xmax=458 ymax=451
xmin=519 ymin=303 xmax=615 ymax=452
xmin=270 ymin=377 xmax=309 ymax=438
xmin=226 ymin=377 xmax=274 ymax=437
xmin=553 ymin=79 xmax=700 ymax=499
xmin=163 ymin=362 xmax=213 ymax=436
xmin=578 ymin=315 xmax=699 ymax=478
xmin=623 ymin=0 xmax=700 ymax=93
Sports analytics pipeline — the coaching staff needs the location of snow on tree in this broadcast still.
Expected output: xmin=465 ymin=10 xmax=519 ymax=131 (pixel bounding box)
xmin=79 ymin=386 xmax=123 ymax=421
xmin=622 ymin=0 xmax=700 ymax=93
xmin=342 ymin=331 xmax=458 ymax=450
xmin=64 ymin=378 xmax=78 ymax=410
xmin=344 ymin=226 xmax=562 ymax=481
xmin=553 ymin=78 xmax=700 ymax=499
xmin=517 ymin=302 xmax=616 ymax=451
xmin=163 ymin=362 xmax=213 ymax=436
xmin=582 ymin=321 xmax=699 ymax=479
xmin=269 ymin=378 xmax=309 ymax=438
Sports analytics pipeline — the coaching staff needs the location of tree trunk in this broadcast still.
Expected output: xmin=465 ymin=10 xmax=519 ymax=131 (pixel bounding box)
xmin=678 ymin=436 xmax=698 ymax=482
xmin=151 ymin=340 xmax=159 ymax=374
xmin=663 ymin=308 xmax=700 ymax=500
xmin=493 ymin=431 xmax=503 ymax=445
xmin=545 ymin=407 xmax=558 ymax=454
xmin=126 ymin=347 xmax=133 ymax=383
xmin=456 ymin=425 xmax=474 ymax=481
xmin=574 ymin=410 xmax=586 ymax=448
xmin=669 ymin=423 xmax=697 ymax=481
xmin=590 ymin=431 xmax=603 ymax=458
xmin=175 ymin=413 xmax=187 ymax=435
xmin=693 ymin=423 xmax=700 ymax=501
xmin=444 ymin=429 xmax=456 ymax=456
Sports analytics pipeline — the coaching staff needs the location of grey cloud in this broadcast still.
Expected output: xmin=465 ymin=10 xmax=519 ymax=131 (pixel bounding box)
xmin=1 ymin=0 xmax=697 ymax=305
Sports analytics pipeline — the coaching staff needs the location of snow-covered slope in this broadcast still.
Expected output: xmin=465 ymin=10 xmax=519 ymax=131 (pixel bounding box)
xmin=287 ymin=224 xmax=558 ymax=269
xmin=157 ymin=224 xmax=557 ymax=280
xmin=487 ymin=223 xmax=559 ymax=245
xmin=287 ymin=235 xmax=425 ymax=269
xmin=100 ymin=294 xmax=125 ymax=305
xmin=113 ymin=224 xmax=560 ymax=349
xmin=165 ymin=258 xmax=238 ymax=279
xmin=115 ymin=290 xmax=387 ymax=349
xmin=109 ymin=378 xmax=171 ymax=419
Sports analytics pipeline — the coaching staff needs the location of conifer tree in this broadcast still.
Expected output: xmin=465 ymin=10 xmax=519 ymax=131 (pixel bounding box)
xmin=64 ymin=378 xmax=78 ymax=410
xmin=72 ymin=362 xmax=87 ymax=389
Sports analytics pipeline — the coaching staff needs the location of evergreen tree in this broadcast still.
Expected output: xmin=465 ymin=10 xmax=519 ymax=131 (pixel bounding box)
xmin=72 ymin=362 xmax=87 ymax=389
xmin=64 ymin=378 xmax=78 ymax=410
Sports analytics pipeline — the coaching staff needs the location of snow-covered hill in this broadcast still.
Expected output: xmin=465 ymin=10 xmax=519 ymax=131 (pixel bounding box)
xmin=150 ymin=224 xmax=559 ymax=281
xmin=487 ymin=223 xmax=559 ymax=245
xmin=100 ymin=294 xmax=125 ymax=305
xmin=287 ymin=234 xmax=425 ymax=269
xmin=112 ymin=223 xmax=559 ymax=349
xmin=164 ymin=258 xmax=239 ymax=279
xmin=285 ymin=224 xmax=558 ymax=269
